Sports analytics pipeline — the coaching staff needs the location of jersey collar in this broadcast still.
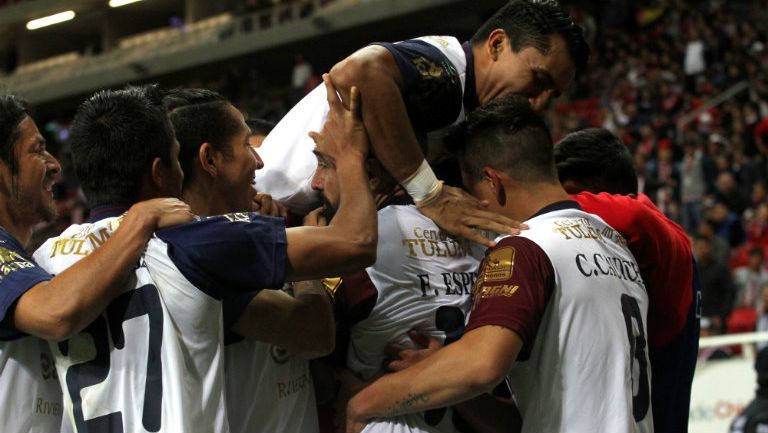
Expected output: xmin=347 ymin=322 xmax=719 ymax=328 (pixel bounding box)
xmin=530 ymin=200 xmax=582 ymax=219
xmin=462 ymin=41 xmax=479 ymax=114
xmin=88 ymin=204 xmax=130 ymax=223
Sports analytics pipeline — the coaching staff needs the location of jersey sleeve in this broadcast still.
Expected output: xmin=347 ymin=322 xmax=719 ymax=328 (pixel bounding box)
xmin=0 ymin=233 xmax=53 ymax=337
xmin=465 ymin=236 xmax=555 ymax=360
xmin=372 ymin=39 xmax=463 ymax=132
xmin=155 ymin=213 xmax=287 ymax=300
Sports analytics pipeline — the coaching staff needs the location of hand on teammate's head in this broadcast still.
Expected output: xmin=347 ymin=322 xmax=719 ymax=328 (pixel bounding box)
xmin=308 ymin=74 xmax=369 ymax=162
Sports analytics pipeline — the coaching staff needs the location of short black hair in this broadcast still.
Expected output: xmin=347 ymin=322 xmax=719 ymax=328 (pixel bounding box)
xmin=70 ymin=85 xmax=176 ymax=207
xmin=164 ymin=88 xmax=241 ymax=189
xmin=0 ymin=95 xmax=30 ymax=176
xmin=445 ymin=94 xmax=556 ymax=184
xmin=246 ymin=118 xmax=276 ymax=137
xmin=554 ymin=128 xmax=638 ymax=195
xmin=471 ymin=0 xmax=590 ymax=72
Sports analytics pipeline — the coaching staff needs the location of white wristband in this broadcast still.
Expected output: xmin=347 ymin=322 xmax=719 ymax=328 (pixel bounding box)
xmin=401 ymin=159 xmax=439 ymax=202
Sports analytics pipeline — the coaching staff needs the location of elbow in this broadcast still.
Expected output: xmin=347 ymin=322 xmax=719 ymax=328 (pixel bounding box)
xmin=41 ymin=311 xmax=80 ymax=342
xmin=290 ymin=298 xmax=336 ymax=359
xmin=351 ymin=231 xmax=377 ymax=269
xmin=470 ymin=360 xmax=510 ymax=394
xmin=329 ymin=47 xmax=391 ymax=96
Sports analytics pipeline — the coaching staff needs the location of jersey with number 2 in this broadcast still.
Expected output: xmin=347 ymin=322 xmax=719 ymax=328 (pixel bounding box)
xmin=33 ymin=212 xmax=286 ymax=433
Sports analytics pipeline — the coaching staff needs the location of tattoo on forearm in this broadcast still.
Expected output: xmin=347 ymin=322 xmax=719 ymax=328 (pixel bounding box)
xmin=384 ymin=393 xmax=430 ymax=417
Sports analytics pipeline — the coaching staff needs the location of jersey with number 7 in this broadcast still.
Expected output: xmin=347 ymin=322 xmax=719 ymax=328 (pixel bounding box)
xmin=33 ymin=211 xmax=287 ymax=433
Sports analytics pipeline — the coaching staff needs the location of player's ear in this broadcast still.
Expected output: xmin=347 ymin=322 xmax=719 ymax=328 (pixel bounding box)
xmin=150 ymin=157 xmax=171 ymax=192
xmin=482 ymin=167 xmax=506 ymax=206
xmin=487 ymin=29 xmax=508 ymax=61
xmin=198 ymin=143 xmax=218 ymax=177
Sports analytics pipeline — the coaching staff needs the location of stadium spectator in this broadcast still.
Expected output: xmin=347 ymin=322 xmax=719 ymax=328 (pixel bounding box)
xmin=734 ymin=246 xmax=768 ymax=310
xmin=696 ymin=234 xmax=736 ymax=328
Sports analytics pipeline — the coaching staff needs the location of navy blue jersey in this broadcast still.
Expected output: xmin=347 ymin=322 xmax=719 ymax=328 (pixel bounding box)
xmin=0 ymin=228 xmax=52 ymax=340
xmin=373 ymin=39 xmax=464 ymax=133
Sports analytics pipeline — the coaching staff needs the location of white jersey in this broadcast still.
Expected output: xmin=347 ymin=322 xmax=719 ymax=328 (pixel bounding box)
xmin=225 ymin=338 xmax=318 ymax=433
xmin=0 ymin=338 xmax=62 ymax=433
xmin=256 ymin=36 xmax=470 ymax=214
xmin=33 ymin=212 xmax=287 ymax=433
xmin=468 ymin=203 xmax=654 ymax=433
xmin=335 ymin=203 xmax=482 ymax=433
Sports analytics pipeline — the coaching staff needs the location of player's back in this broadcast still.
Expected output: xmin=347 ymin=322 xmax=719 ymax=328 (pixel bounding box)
xmin=337 ymin=203 xmax=481 ymax=433
xmin=508 ymin=205 xmax=653 ymax=433
xmin=34 ymin=212 xmax=287 ymax=433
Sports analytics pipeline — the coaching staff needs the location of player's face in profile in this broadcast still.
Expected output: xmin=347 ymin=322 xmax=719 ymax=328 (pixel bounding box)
xmin=216 ymin=105 xmax=261 ymax=213
xmin=485 ymin=33 xmax=575 ymax=112
xmin=310 ymin=133 xmax=340 ymax=221
xmin=0 ymin=116 xmax=61 ymax=224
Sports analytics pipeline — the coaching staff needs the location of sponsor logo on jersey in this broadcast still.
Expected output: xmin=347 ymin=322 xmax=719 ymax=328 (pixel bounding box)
xmin=482 ymin=247 xmax=515 ymax=282
xmin=0 ymin=247 xmax=36 ymax=279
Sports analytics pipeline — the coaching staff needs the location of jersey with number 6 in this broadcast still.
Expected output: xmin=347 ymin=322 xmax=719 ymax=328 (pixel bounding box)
xmin=466 ymin=201 xmax=653 ymax=433
xmin=33 ymin=211 xmax=287 ymax=433
xmin=333 ymin=200 xmax=482 ymax=433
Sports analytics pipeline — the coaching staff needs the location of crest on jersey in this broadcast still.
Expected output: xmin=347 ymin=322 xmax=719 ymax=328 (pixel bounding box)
xmin=482 ymin=247 xmax=515 ymax=282
xmin=270 ymin=345 xmax=291 ymax=364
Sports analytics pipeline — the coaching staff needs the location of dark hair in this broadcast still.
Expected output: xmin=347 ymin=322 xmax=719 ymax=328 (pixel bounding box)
xmin=164 ymin=88 xmax=242 ymax=189
xmin=445 ymin=94 xmax=556 ymax=184
xmin=554 ymin=128 xmax=638 ymax=195
xmin=471 ymin=0 xmax=590 ymax=72
xmin=246 ymin=118 xmax=276 ymax=136
xmin=70 ymin=85 xmax=176 ymax=207
xmin=0 ymin=95 xmax=31 ymax=176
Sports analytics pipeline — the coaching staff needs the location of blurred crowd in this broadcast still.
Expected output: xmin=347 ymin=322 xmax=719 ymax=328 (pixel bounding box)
xmin=32 ymin=1 xmax=768 ymax=344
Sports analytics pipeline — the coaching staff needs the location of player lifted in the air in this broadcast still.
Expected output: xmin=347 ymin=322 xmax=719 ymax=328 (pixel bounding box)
xmin=256 ymin=0 xmax=589 ymax=246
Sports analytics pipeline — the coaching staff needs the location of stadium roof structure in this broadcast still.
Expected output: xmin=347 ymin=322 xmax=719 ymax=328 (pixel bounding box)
xmin=0 ymin=0 xmax=505 ymax=107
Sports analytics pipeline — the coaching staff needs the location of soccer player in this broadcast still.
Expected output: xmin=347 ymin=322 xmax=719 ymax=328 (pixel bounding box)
xmin=32 ymin=82 xmax=375 ymax=433
xmin=256 ymin=0 xmax=589 ymax=246
xmin=554 ymin=128 xmax=699 ymax=433
xmin=164 ymin=88 xmax=336 ymax=433
xmin=310 ymin=93 xmax=483 ymax=432
xmin=345 ymin=95 xmax=653 ymax=433
xmin=0 ymin=95 xmax=193 ymax=433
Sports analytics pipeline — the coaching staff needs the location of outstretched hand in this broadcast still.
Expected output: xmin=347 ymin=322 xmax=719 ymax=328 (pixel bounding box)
xmin=418 ymin=185 xmax=526 ymax=247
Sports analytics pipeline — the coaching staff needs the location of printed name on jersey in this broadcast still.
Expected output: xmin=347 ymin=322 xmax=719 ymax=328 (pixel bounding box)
xmin=47 ymin=218 xmax=123 ymax=258
xmin=402 ymin=227 xmax=471 ymax=258
xmin=575 ymin=253 xmax=645 ymax=286
xmin=277 ymin=371 xmax=312 ymax=399
xmin=34 ymin=397 xmax=62 ymax=417
xmin=417 ymin=271 xmax=477 ymax=297
xmin=552 ymin=217 xmax=627 ymax=246
xmin=0 ymin=247 xmax=37 ymax=279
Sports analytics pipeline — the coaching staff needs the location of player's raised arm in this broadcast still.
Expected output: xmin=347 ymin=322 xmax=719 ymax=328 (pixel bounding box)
xmin=329 ymin=47 xmax=519 ymax=247
xmin=19 ymin=198 xmax=193 ymax=341
xmin=283 ymin=75 xmax=377 ymax=281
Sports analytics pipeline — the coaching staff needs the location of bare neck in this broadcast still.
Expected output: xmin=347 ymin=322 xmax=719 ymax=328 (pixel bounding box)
xmin=0 ymin=208 xmax=33 ymax=248
xmin=504 ymin=181 xmax=572 ymax=223
xmin=182 ymin=181 xmax=219 ymax=217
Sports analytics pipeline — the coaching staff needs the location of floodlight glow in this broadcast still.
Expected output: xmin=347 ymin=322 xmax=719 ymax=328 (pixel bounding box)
xmin=109 ymin=0 xmax=144 ymax=7
xmin=26 ymin=11 xmax=76 ymax=30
